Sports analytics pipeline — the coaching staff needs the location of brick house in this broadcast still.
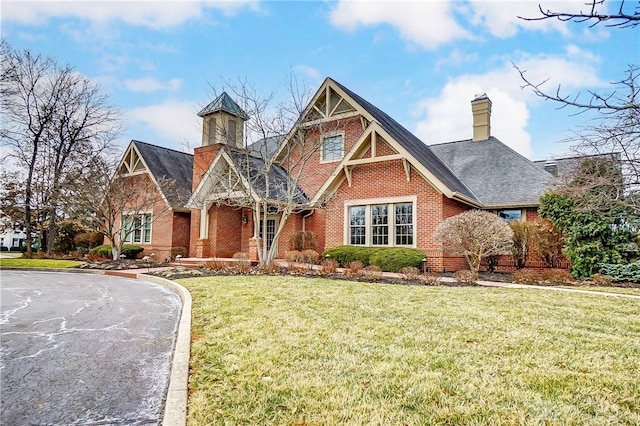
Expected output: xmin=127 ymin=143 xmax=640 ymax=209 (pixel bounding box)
xmin=114 ymin=77 xmax=558 ymax=270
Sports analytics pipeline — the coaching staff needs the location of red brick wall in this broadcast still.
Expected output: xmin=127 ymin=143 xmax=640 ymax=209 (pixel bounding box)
xmin=526 ymin=208 xmax=539 ymax=222
xmin=323 ymin=160 xmax=461 ymax=269
xmin=192 ymin=145 xmax=222 ymax=190
xmin=290 ymin=116 xmax=365 ymax=199
xmin=172 ymin=212 xmax=191 ymax=253
xmin=213 ymin=206 xmax=242 ymax=257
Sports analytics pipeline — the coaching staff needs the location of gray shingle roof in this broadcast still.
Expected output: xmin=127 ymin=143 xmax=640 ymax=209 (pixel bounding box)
xmin=331 ymin=79 xmax=478 ymax=202
xmin=533 ymin=153 xmax=621 ymax=181
xmin=430 ymin=137 xmax=554 ymax=206
xmin=197 ymin=92 xmax=249 ymax=119
xmin=132 ymin=140 xmax=193 ymax=208
xmin=226 ymin=149 xmax=309 ymax=205
xmin=247 ymin=135 xmax=285 ymax=159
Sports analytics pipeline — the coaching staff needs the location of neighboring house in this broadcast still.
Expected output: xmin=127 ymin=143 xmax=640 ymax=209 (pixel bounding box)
xmin=113 ymin=77 xmax=567 ymax=270
xmin=112 ymin=140 xmax=193 ymax=261
xmin=0 ymin=227 xmax=26 ymax=251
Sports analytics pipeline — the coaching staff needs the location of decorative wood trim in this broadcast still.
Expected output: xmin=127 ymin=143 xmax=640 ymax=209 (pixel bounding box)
xmin=343 ymin=165 xmax=353 ymax=187
xmin=344 ymin=154 xmax=404 ymax=166
xmin=402 ymin=158 xmax=411 ymax=182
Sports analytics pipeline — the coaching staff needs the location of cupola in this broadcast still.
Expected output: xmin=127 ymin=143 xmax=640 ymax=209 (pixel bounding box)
xmin=197 ymin=92 xmax=249 ymax=148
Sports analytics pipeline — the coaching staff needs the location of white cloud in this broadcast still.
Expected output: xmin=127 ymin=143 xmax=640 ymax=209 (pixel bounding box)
xmin=414 ymin=49 xmax=605 ymax=157
xmin=3 ymin=0 xmax=260 ymax=28
xmin=329 ymin=0 xmax=597 ymax=49
xmin=127 ymin=100 xmax=201 ymax=149
xmin=329 ymin=1 xmax=474 ymax=49
xmin=292 ymin=65 xmax=321 ymax=82
xmin=124 ymin=77 xmax=183 ymax=93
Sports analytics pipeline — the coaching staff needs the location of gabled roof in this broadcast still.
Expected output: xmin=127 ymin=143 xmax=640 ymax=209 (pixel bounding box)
xmin=430 ymin=137 xmax=554 ymax=207
xmin=130 ymin=140 xmax=193 ymax=208
xmin=533 ymin=152 xmax=621 ymax=181
xmin=197 ymin=92 xmax=249 ymax=119
xmin=329 ymin=79 xmax=478 ymax=202
xmin=187 ymin=147 xmax=309 ymax=208
xmin=226 ymin=150 xmax=309 ymax=205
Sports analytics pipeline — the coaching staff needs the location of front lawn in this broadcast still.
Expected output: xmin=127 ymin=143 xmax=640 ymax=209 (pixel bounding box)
xmin=0 ymin=258 xmax=84 ymax=268
xmin=181 ymin=276 xmax=640 ymax=425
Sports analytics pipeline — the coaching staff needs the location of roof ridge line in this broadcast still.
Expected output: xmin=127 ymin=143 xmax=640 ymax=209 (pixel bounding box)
xmin=132 ymin=140 xmax=194 ymax=157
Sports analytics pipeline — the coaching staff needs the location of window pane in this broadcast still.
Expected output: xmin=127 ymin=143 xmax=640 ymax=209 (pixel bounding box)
xmin=123 ymin=216 xmax=133 ymax=243
xmin=143 ymin=214 xmax=152 ymax=243
xmin=498 ymin=209 xmax=522 ymax=222
xmin=371 ymin=204 xmax=388 ymax=245
xmin=133 ymin=216 xmax=142 ymax=243
xmin=395 ymin=203 xmax=413 ymax=245
xmin=349 ymin=206 xmax=366 ymax=245
xmin=322 ymin=135 xmax=343 ymax=161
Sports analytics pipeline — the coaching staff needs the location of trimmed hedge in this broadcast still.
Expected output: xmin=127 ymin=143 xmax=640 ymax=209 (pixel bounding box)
xmin=89 ymin=244 xmax=144 ymax=259
xmin=599 ymin=262 xmax=640 ymax=283
xmin=323 ymin=245 xmax=426 ymax=272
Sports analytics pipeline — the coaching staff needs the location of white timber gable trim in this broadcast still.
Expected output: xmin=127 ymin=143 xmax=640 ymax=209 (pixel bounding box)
xmin=186 ymin=150 xmax=260 ymax=209
xmin=115 ymin=141 xmax=173 ymax=211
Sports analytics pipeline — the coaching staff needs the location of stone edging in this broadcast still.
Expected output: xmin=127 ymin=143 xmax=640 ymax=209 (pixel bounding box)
xmin=138 ymin=274 xmax=191 ymax=426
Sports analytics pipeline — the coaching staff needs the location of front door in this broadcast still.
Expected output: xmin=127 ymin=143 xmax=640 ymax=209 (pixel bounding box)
xmin=259 ymin=218 xmax=277 ymax=250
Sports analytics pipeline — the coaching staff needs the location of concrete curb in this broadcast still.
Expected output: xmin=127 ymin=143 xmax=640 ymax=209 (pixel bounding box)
xmin=138 ymin=274 xmax=191 ymax=426
xmin=1 ymin=267 xmax=191 ymax=425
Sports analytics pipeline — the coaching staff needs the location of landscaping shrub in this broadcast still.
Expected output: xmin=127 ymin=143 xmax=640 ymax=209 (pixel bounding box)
xmin=323 ymin=245 xmax=425 ymax=272
xmin=89 ymin=244 xmax=144 ymax=259
xmin=454 ymin=270 xmax=477 ymax=284
xmin=323 ymin=245 xmax=378 ymax=266
xmin=369 ymin=247 xmax=426 ymax=272
xmin=361 ymin=265 xmax=383 ymax=280
xmin=171 ymin=246 xmax=187 ymax=260
xmin=320 ymin=259 xmax=338 ymax=275
xmin=285 ymin=250 xmax=303 ymax=263
xmin=259 ymin=263 xmax=280 ymax=274
xmin=231 ymin=257 xmax=252 ymax=274
xmin=510 ymin=221 xmax=535 ymax=268
xmin=588 ymin=273 xmax=613 ymax=286
xmin=421 ymin=273 xmax=440 ymax=286
xmin=73 ymin=232 xmax=104 ymax=251
xmin=202 ymin=259 xmax=228 ymax=271
xmin=399 ymin=266 xmax=420 ymax=281
xmin=513 ymin=268 xmax=542 ymax=285
xmin=541 ymin=269 xmax=575 ymax=284
xmin=289 ymin=231 xmax=317 ymax=251
xmin=301 ymin=249 xmax=320 ymax=265
xmin=598 ymin=262 xmax=640 ymax=283
xmin=345 ymin=260 xmax=363 ymax=276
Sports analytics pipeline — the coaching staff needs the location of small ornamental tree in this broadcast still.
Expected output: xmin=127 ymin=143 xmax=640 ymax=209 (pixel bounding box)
xmin=432 ymin=210 xmax=514 ymax=275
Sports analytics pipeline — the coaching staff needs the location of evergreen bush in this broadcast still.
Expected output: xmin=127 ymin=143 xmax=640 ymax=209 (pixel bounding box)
xmin=599 ymin=262 xmax=640 ymax=283
xmin=90 ymin=244 xmax=144 ymax=259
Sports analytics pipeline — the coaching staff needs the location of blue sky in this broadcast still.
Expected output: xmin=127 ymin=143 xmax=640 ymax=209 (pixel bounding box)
xmin=2 ymin=1 xmax=637 ymax=160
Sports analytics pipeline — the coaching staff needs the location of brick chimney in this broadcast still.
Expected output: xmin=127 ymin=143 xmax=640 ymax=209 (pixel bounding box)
xmin=471 ymin=93 xmax=492 ymax=142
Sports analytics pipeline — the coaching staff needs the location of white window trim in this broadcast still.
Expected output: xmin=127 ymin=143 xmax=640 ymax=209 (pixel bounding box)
xmin=122 ymin=212 xmax=153 ymax=244
xmin=320 ymin=131 xmax=345 ymax=163
xmin=343 ymin=196 xmax=417 ymax=248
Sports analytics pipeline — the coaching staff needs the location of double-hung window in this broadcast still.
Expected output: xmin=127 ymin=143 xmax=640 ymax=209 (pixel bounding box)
xmin=123 ymin=213 xmax=152 ymax=244
xmin=347 ymin=199 xmax=415 ymax=247
xmin=321 ymin=134 xmax=344 ymax=162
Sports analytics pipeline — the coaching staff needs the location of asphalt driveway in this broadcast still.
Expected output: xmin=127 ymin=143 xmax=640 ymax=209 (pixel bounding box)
xmin=0 ymin=270 xmax=181 ymax=425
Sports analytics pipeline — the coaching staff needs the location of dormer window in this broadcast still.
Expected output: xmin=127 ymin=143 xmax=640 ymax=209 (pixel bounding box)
xmin=321 ymin=133 xmax=344 ymax=162
xmin=208 ymin=118 xmax=217 ymax=145
xmin=228 ymin=119 xmax=237 ymax=144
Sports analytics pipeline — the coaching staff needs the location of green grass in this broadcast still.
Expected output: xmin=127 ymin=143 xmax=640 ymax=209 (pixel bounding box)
xmin=563 ymin=286 xmax=640 ymax=296
xmin=0 ymin=258 xmax=84 ymax=268
xmin=180 ymin=276 xmax=640 ymax=426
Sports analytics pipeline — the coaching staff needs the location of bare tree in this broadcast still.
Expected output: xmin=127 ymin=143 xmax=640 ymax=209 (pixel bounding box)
xmin=74 ymin=155 xmax=179 ymax=260
xmin=519 ymin=0 xmax=640 ymax=29
xmin=516 ymin=1 xmax=639 ymax=221
xmin=432 ymin=210 xmax=514 ymax=275
xmin=1 ymin=41 xmax=121 ymax=255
